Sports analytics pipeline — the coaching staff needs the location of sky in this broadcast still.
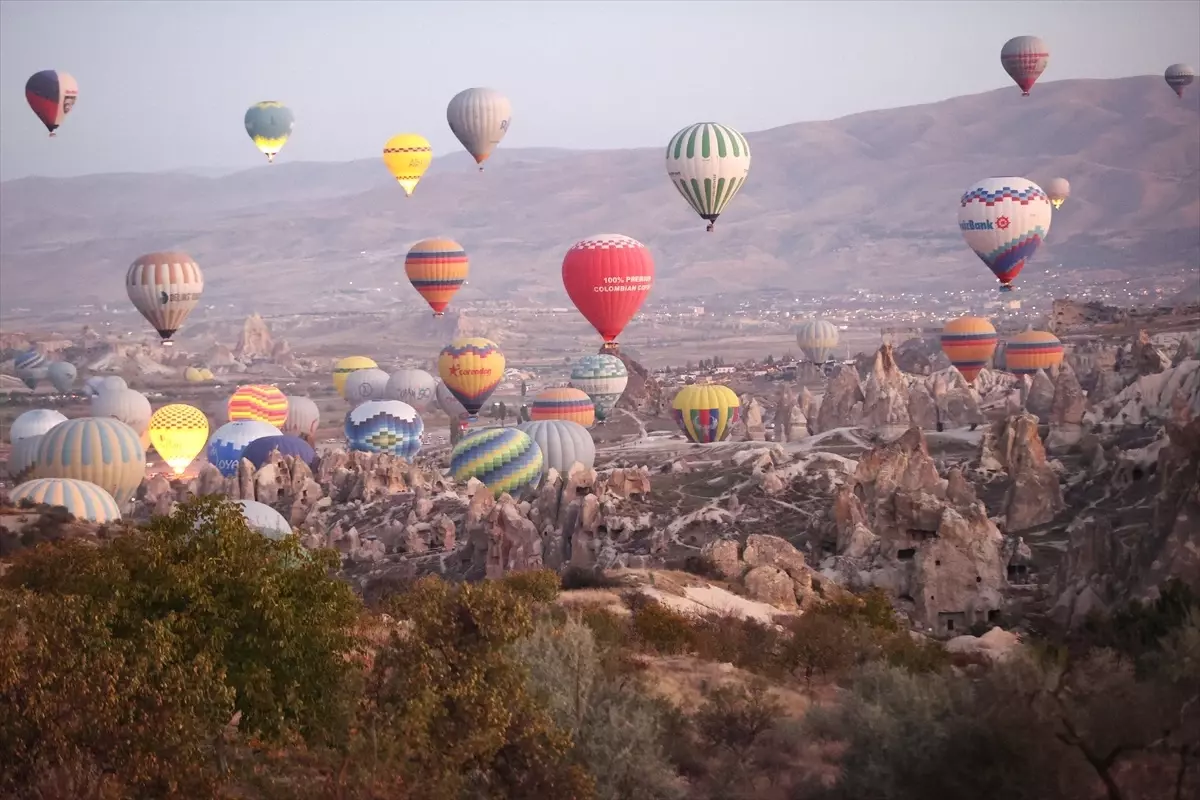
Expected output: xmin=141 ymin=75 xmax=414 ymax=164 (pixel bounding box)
xmin=1 ymin=0 xmax=1198 ymax=180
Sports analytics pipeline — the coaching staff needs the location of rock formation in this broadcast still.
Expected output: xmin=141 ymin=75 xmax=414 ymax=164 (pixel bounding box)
xmin=234 ymin=314 xmax=274 ymax=360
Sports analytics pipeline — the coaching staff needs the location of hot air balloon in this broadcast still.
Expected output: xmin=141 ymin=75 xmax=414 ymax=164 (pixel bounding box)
xmin=516 ymin=419 xmax=596 ymax=479
xmin=1006 ymin=330 xmax=1064 ymax=375
xmin=569 ymin=354 xmax=628 ymax=422
xmin=8 ymin=436 xmax=43 ymax=482
xmin=126 ymin=251 xmax=204 ymax=343
xmin=82 ymin=375 xmax=127 ymax=398
xmin=237 ymin=499 xmax=292 ymax=540
xmin=25 ymin=70 xmax=78 ymax=136
xmin=450 ymin=427 xmax=542 ymax=498
xmin=531 ymin=387 xmax=596 ymax=427
xmin=92 ymin=387 xmax=152 ymax=436
xmin=333 ymin=356 xmax=378 ymax=398
xmin=940 ymin=317 xmax=998 ymax=384
xmin=665 ymin=122 xmax=752 ymax=232
xmin=244 ymin=101 xmax=294 ymax=163
xmin=345 ymin=400 xmax=424 ymax=459
xmin=795 ymin=319 xmax=840 ymax=363
xmin=47 ymin=362 xmax=77 ymax=393
xmin=382 ymin=133 xmax=432 ymax=196
xmin=206 ymin=420 xmax=280 ymax=477
xmin=14 ymin=349 xmax=47 ymax=390
xmin=436 ymin=380 xmax=469 ymax=420
xmin=446 ymin=87 xmax=512 ymax=170
xmin=9 ymin=478 xmax=121 ymax=523
xmin=282 ymin=396 xmax=321 ymax=440
xmin=405 ymin=238 xmax=469 ymax=316
xmin=387 ymin=369 xmax=437 ymax=412
xmin=562 ymin=234 xmax=655 ymax=352
xmin=10 ymin=409 xmax=67 ymax=443
xmin=343 ymin=368 xmax=391 ymax=405
xmin=199 ymin=368 xmax=215 ymax=381
xmin=227 ymin=384 xmax=288 ymax=428
xmin=148 ymin=403 xmax=209 ymax=475
xmin=671 ymin=384 xmax=741 ymax=444
xmin=34 ymin=417 xmax=145 ymax=506
xmin=184 ymin=366 xmax=205 ymax=382
xmin=1045 ymin=177 xmax=1070 ymax=210
xmin=1000 ymin=36 xmax=1049 ymax=96
xmin=438 ymin=338 xmax=505 ymax=418
xmin=958 ymin=177 xmax=1052 ymax=292
xmin=1165 ymin=64 xmax=1196 ymax=98
xmin=241 ymin=435 xmax=317 ymax=469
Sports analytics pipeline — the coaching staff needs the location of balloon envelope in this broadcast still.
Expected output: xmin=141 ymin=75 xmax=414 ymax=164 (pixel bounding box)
xmin=1000 ymin=35 xmax=1049 ymax=95
xmin=1006 ymin=331 xmax=1064 ymax=375
xmin=82 ymin=375 xmax=127 ymax=398
xmin=10 ymin=478 xmax=121 ymax=523
xmin=795 ymin=319 xmax=840 ymax=363
xmin=343 ymin=368 xmax=391 ymax=406
xmin=148 ymin=403 xmax=209 ymax=474
xmin=34 ymin=417 xmax=145 ymax=506
xmin=516 ymin=420 xmax=595 ymax=479
xmin=11 ymin=409 xmax=67 ymax=443
xmin=1165 ymin=63 xmax=1196 ymax=97
xmin=333 ymin=356 xmax=377 ymax=398
xmin=237 ymin=499 xmax=292 ymax=540
xmin=438 ymin=338 xmax=505 ymax=417
xmin=206 ymin=420 xmax=280 ymax=477
xmin=940 ymin=317 xmax=998 ymax=384
xmin=382 ymin=133 xmax=432 ymax=196
xmin=345 ymin=400 xmax=424 ymax=459
xmin=8 ymin=435 xmax=43 ymax=482
xmin=387 ymin=369 xmax=437 ymax=412
xmin=958 ymin=177 xmax=1052 ymax=291
xmin=282 ymin=396 xmax=321 ymax=439
xmin=562 ymin=234 xmax=654 ymax=348
xmin=244 ymin=101 xmax=294 ymax=162
xmin=446 ymin=87 xmax=512 ymax=167
xmin=240 ymin=435 xmax=316 ymax=469
xmin=531 ymin=387 xmax=595 ymax=427
xmin=405 ymin=238 xmax=469 ymax=316
xmin=671 ymin=384 xmax=741 ymax=444
xmin=126 ymin=251 xmax=204 ymax=341
xmin=569 ymin=354 xmax=628 ymax=421
xmin=91 ymin=388 xmax=152 ymax=436
xmin=450 ymin=427 xmax=542 ymax=498
xmin=25 ymin=70 xmax=78 ymax=135
xmin=1045 ymin=177 xmax=1070 ymax=209
xmin=47 ymin=362 xmax=77 ymax=393
xmin=435 ymin=380 xmax=469 ymax=420
xmin=665 ymin=122 xmax=751 ymax=231
xmin=227 ymin=385 xmax=288 ymax=428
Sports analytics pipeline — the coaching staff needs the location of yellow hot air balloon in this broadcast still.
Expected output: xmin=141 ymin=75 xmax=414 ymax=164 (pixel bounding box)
xmin=333 ymin=356 xmax=378 ymax=398
xmin=437 ymin=338 xmax=505 ymax=418
xmin=199 ymin=368 xmax=214 ymax=381
xmin=184 ymin=366 xmax=204 ymax=382
xmin=383 ymin=133 xmax=433 ymax=197
xmin=149 ymin=403 xmax=210 ymax=475
xmin=671 ymin=383 xmax=741 ymax=444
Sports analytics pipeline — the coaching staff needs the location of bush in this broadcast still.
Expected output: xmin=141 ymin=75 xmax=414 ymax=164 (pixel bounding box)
xmin=692 ymin=614 xmax=787 ymax=677
xmin=626 ymin=594 xmax=696 ymax=655
xmin=561 ymin=566 xmax=626 ymax=591
xmin=502 ymin=568 xmax=562 ymax=603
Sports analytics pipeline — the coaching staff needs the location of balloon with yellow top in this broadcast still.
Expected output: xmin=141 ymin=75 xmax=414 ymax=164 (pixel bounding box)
xmin=149 ymin=403 xmax=210 ymax=475
xmin=382 ymin=133 xmax=433 ymax=196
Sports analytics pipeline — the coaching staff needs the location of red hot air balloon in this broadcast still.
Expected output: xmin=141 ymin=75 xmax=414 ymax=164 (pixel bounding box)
xmin=561 ymin=234 xmax=654 ymax=353
xmin=1000 ymin=36 xmax=1049 ymax=96
xmin=25 ymin=70 xmax=79 ymax=137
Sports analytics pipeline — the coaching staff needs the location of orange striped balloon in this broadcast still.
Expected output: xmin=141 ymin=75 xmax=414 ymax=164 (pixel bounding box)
xmin=227 ymin=384 xmax=288 ymax=428
xmin=940 ymin=316 xmax=998 ymax=384
xmin=405 ymin=238 xmax=469 ymax=316
xmin=1006 ymin=330 xmax=1064 ymax=375
xmin=531 ymin=386 xmax=596 ymax=427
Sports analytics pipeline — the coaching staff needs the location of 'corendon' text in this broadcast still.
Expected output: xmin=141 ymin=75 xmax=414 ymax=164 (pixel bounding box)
xmin=451 ymin=367 xmax=493 ymax=376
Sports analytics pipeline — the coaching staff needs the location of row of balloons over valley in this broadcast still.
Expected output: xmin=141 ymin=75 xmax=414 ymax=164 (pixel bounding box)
xmin=5 ymin=311 xmax=1063 ymax=528
xmin=22 ymin=42 xmax=1200 ymax=330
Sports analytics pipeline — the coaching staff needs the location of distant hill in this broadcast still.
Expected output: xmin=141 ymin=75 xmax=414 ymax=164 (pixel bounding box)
xmin=2 ymin=76 xmax=1196 ymax=314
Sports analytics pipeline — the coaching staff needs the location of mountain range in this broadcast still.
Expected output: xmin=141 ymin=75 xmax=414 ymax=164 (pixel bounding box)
xmin=1 ymin=75 xmax=1197 ymax=315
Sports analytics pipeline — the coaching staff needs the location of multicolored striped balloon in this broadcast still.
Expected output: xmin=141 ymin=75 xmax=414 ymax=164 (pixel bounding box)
xmin=569 ymin=354 xmax=628 ymax=422
xmin=405 ymin=238 xmax=469 ymax=316
xmin=450 ymin=427 xmax=543 ymax=498
xmin=671 ymin=384 xmax=741 ymax=444
xmin=227 ymin=384 xmax=288 ymax=428
xmin=438 ymin=338 xmax=505 ymax=417
xmin=1006 ymin=330 xmax=1064 ymax=376
xmin=9 ymin=477 xmax=122 ymax=523
xmin=34 ymin=417 xmax=145 ymax=506
xmin=531 ymin=386 xmax=595 ymax=427
xmin=25 ymin=69 xmax=78 ymax=136
xmin=344 ymin=400 xmax=424 ymax=459
xmin=940 ymin=317 xmax=998 ymax=384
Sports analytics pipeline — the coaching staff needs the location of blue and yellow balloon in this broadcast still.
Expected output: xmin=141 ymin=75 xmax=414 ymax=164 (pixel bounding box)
xmin=245 ymin=101 xmax=294 ymax=163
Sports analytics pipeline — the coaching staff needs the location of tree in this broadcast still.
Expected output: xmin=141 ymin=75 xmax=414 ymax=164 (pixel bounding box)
xmin=764 ymin=354 xmax=774 ymax=366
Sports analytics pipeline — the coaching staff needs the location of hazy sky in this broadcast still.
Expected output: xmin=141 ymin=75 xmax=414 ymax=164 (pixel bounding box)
xmin=2 ymin=0 xmax=1198 ymax=180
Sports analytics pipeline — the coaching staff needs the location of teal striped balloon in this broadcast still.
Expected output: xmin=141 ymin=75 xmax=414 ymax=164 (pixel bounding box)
xmin=34 ymin=416 xmax=145 ymax=506
xmin=665 ymin=122 xmax=752 ymax=231
xmin=450 ymin=427 xmax=543 ymax=498
xmin=570 ymin=354 xmax=628 ymax=421
xmin=9 ymin=477 xmax=122 ymax=523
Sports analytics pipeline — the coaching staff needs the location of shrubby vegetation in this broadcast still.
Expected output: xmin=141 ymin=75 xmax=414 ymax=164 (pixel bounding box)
xmin=1 ymin=498 xmax=1196 ymax=799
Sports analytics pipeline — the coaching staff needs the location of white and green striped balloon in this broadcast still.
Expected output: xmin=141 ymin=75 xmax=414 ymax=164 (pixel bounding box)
xmin=570 ymin=354 xmax=628 ymax=422
xmin=795 ymin=319 xmax=840 ymax=363
xmin=665 ymin=122 xmax=751 ymax=232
